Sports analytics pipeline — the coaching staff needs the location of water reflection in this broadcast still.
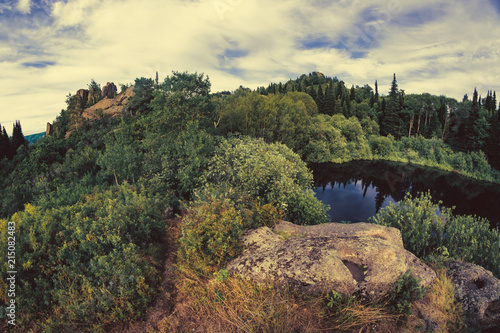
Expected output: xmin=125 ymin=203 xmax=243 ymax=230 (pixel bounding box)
xmin=310 ymin=161 xmax=500 ymax=228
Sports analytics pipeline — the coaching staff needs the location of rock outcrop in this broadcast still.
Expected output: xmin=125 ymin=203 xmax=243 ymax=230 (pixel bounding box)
xmin=46 ymin=122 xmax=53 ymax=136
xmin=101 ymin=82 xmax=117 ymax=99
xmin=227 ymin=221 xmax=436 ymax=300
xmin=76 ymin=89 xmax=89 ymax=105
xmin=447 ymin=261 xmax=500 ymax=331
xmin=82 ymin=86 xmax=135 ymax=120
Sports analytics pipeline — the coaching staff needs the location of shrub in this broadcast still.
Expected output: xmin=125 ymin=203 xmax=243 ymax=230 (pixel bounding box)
xmin=178 ymin=190 xmax=283 ymax=274
xmin=0 ymin=186 xmax=165 ymax=331
xmin=203 ymin=136 xmax=329 ymax=225
xmin=369 ymin=135 xmax=394 ymax=156
xmin=385 ymin=270 xmax=426 ymax=320
xmin=369 ymin=192 xmax=500 ymax=277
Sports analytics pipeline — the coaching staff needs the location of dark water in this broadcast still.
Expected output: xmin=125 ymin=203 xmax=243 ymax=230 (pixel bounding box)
xmin=310 ymin=161 xmax=500 ymax=228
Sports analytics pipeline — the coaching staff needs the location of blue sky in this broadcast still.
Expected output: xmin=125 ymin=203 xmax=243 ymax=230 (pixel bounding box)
xmin=1 ymin=0 xmax=500 ymax=134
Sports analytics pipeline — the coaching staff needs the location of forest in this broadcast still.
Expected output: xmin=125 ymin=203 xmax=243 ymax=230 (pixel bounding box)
xmin=1 ymin=71 xmax=499 ymax=331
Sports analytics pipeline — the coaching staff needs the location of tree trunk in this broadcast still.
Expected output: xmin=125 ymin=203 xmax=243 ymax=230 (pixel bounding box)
xmin=408 ymin=115 xmax=414 ymax=138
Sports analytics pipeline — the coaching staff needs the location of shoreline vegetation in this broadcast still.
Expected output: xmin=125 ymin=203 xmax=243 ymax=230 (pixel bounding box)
xmin=1 ymin=71 xmax=499 ymax=331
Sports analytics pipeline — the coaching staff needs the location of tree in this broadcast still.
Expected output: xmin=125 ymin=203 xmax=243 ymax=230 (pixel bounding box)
xmin=465 ymin=88 xmax=482 ymax=150
xmin=324 ymin=82 xmax=336 ymax=115
xmin=0 ymin=125 xmax=11 ymax=160
xmin=380 ymin=74 xmax=403 ymax=137
xmin=127 ymin=77 xmax=155 ymax=115
xmin=308 ymin=85 xmax=317 ymax=104
xmin=11 ymin=120 xmax=26 ymax=154
xmin=317 ymin=84 xmax=325 ymax=114
xmin=86 ymin=79 xmax=102 ymax=108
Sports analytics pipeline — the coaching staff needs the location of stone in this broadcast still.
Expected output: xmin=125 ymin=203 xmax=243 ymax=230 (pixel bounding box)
xmin=447 ymin=261 xmax=500 ymax=331
xmin=102 ymin=82 xmax=117 ymax=99
xmin=76 ymin=89 xmax=89 ymax=103
xmin=227 ymin=221 xmax=436 ymax=300
xmin=46 ymin=122 xmax=53 ymax=136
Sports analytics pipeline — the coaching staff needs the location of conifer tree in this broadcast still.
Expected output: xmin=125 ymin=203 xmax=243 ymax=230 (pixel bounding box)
xmin=308 ymin=85 xmax=317 ymax=104
xmin=0 ymin=125 xmax=11 ymax=160
xmin=486 ymin=109 xmax=500 ymax=168
xmin=374 ymin=80 xmax=379 ymax=101
xmin=380 ymin=74 xmax=403 ymax=137
xmin=324 ymin=82 xmax=335 ymax=115
xmin=350 ymin=85 xmax=356 ymax=101
xmin=317 ymin=84 xmax=325 ymax=114
xmin=11 ymin=120 xmax=26 ymax=154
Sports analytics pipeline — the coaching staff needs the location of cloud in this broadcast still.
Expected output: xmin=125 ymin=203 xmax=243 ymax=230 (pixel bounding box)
xmin=16 ymin=0 xmax=31 ymax=14
xmin=22 ymin=60 xmax=56 ymax=68
xmin=2 ymin=0 xmax=500 ymax=135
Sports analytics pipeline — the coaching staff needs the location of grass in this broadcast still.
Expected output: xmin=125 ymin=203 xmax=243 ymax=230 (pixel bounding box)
xmin=153 ymin=266 xmax=325 ymax=332
xmin=144 ymin=257 xmax=471 ymax=333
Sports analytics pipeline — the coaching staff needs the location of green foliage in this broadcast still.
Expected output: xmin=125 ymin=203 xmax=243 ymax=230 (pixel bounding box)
xmin=369 ymin=192 xmax=500 ymax=277
xmin=326 ymin=290 xmax=357 ymax=312
xmin=178 ymin=187 xmax=284 ymax=274
xmin=385 ymin=270 xmax=426 ymax=319
xmin=203 ymin=136 xmax=329 ymax=224
xmin=369 ymin=135 xmax=395 ymax=156
xmin=178 ymin=194 xmax=251 ymax=274
xmin=0 ymin=186 xmax=165 ymax=331
xmin=87 ymin=79 xmax=102 ymax=108
xmin=98 ymin=125 xmax=143 ymax=185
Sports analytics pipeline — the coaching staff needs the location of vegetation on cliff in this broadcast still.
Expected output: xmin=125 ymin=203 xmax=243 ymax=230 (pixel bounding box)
xmin=0 ymin=70 xmax=499 ymax=331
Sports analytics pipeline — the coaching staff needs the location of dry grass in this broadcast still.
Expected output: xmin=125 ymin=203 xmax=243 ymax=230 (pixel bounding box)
xmin=408 ymin=267 xmax=467 ymax=332
xmin=151 ymin=263 xmax=405 ymax=333
xmin=153 ymin=266 xmax=324 ymax=333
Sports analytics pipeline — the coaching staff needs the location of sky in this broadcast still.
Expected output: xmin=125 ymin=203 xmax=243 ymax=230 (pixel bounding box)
xmin=1 ymin=0 xmax=500 ymax=135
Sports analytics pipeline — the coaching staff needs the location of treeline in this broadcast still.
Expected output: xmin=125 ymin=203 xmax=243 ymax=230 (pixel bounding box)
xmin=252 ymin=72 xmax=500 ymax=170
xmin=0 ymin=121 xmax=26 ymax=160
xmin=0 ymin=70 xmax=499 ymax=331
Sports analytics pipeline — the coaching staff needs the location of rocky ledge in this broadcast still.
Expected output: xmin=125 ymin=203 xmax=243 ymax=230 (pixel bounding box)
xmin=227 ymin=221 xmax=437 ymax=300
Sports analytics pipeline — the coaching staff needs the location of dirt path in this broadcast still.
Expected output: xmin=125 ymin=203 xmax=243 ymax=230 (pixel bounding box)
xmin=111 ymin=217 xmax=181 ymax=333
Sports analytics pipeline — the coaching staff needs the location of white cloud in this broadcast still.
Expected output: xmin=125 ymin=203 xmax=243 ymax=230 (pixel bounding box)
xmin=2 ymin=0 xmax=500 ymax=134
xmin=16 ymin=0 xmax=31 ymax=14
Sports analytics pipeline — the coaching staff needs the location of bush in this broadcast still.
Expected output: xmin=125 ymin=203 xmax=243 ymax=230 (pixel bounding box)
xmin=203 ymin=136 xmax=329 ymax=225
xmin=385 ymin=270 xmax=426 ymax=319
xmin=369 ymin=135 xmax=394 ymax=156
xmin=178 ymin=190 xmax=283 ymax=274
xmin=0 ymin=186 xmax=165 ymax=331
xmin=369 ymin=192 xmax=500 ymax=277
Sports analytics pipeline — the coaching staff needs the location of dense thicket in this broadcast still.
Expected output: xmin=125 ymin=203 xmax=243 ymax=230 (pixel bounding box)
xmin=1 ymin=71 xmax=499 ymax=331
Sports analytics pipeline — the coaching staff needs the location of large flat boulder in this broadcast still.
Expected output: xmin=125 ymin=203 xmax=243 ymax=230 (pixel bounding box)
xmin=447 ymin=261 xmax=500 ymax=331
xmin=227 ymin=221 xmax=436 ymax=300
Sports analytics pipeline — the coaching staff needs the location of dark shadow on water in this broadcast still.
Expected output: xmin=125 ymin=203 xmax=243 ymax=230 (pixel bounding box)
xmin=310 ymin=160 xmax=500 ymax=228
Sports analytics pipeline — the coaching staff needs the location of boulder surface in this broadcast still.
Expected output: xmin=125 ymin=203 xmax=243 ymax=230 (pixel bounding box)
xmin=227 ymin=221 xmax=436 ymax=300
xmin=447 ymin=261 xmax=500 ymax=331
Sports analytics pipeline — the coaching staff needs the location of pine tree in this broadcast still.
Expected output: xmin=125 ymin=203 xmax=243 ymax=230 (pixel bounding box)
xmin=486 ymin=109 xmax=500 ymax=169
xmin=317 ymin=84 xmax=325 ymax=114
xmin=0 ymin=125 xmax=11 ymax=160
xmin=465 ymin=88 xmax=483 ymax=151
xmin=324 ymin=82 xmax=335 ymax=115
xmin=308 ymin=85 xmax=317 ymax=104
xmin=493 ymin=91 xmax=497 ymax=113
xmin=374 ymin=80 xmax=379 ymax=101
xmin=380 ymin=74 xmax=403 ymax=137
xmin=350 ymin=85 xmax=356 ymax=101
xmin=11 ymin=120 xmax=26 ymax=154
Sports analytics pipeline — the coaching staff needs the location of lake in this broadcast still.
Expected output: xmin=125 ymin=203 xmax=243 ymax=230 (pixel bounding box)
xmin=310 ymin=161 xmax=500 ymax=228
